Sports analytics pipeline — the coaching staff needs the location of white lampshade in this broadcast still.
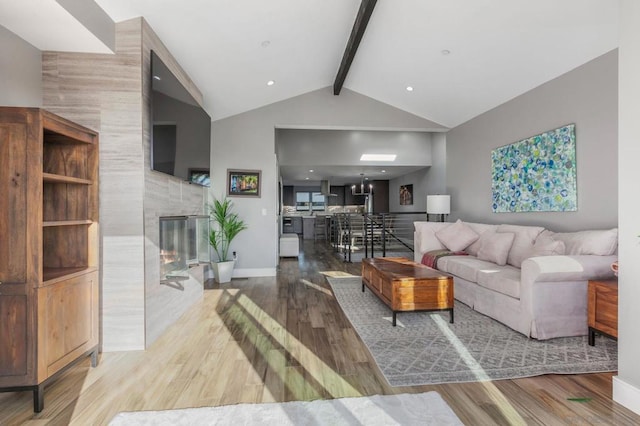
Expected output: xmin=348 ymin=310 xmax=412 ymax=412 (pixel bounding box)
xmin=427 ymin=195 xmax=450 ymax=214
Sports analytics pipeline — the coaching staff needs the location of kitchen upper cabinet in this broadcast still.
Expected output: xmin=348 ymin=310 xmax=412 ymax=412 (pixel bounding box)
xmin=344 ymin=185 xmax=366 ymax=206
xmin=327 ymin=185 xmax=345 ymax=206
xmin=282 ymin=185 xmax=294 ymax=206
xmin=372 ymin=180 xmax=389 ymax=213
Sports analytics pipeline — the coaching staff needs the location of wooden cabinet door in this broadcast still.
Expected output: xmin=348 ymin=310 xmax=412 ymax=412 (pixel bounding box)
xmin=0 ymin=283 xmax=33 ymax=386
xmin=0 ymin=121 xmax=29 ymax=285
xmin=39 ymin=271 xmax=99 ymax=378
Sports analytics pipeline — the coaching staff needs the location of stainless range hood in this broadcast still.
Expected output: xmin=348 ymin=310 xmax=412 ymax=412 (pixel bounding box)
xmin=320 ymin=180 xmax=337 ymax=196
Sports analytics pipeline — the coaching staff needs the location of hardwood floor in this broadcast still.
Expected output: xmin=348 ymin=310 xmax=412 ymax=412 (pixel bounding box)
xmin=1 ymin=239 xmax=638 ymax=425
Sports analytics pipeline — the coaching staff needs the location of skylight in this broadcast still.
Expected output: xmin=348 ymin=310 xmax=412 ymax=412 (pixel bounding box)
xmin=360 ymin=154 xmax=396 ymax=161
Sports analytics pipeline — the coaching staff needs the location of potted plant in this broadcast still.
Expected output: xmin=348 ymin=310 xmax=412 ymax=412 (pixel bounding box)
xmin=209 ymin=197 xmax=247 ymax=283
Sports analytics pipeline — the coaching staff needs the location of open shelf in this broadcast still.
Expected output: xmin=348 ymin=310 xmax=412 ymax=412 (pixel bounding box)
xmin=43 ymin=173 xmax=92 ymax=185
xmin=43 ymin=220 xmax=93 ymax=227
xmin=43 ymin=266 xmax=98 ymax=285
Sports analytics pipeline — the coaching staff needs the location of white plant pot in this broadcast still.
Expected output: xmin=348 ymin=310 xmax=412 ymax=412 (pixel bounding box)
xmin=212 ymin=260 xmax=235 ymax=283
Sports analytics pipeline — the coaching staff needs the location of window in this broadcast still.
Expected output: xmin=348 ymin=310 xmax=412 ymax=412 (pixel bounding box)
xmin=296 ymin=192 xmax=325 ymax=211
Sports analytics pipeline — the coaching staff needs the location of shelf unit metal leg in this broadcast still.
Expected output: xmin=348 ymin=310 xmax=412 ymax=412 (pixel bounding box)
xmin=34 ymin=383 xmax=44 ymax=413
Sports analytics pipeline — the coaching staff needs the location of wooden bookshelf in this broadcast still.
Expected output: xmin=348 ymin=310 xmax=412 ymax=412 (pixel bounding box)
xmin=0 ymin=107 xmax=100 ymax=412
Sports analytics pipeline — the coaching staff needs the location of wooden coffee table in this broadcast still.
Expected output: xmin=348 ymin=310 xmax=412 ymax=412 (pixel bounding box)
xmin=361 ymin=257 xmax=454 ymax=326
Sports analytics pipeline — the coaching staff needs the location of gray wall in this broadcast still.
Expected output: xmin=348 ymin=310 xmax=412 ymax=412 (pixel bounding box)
xmin=0 ymin=26 xmax=42 ymax=106
xmin=389 ymin=169 xmax=428 ymax=213
xmin=56 ymin=0 xmax=116 ymax=51
xmin=388 ymin=132 xmax=447 ymax=213
xmin=276 ymin=129 xmax=433 ymax=171
xmin=211 ymin=87 xmax=446 ymax=276
xmin=446 ymin=50 xmax=618 ymax=232
xmin=616 ymin=0 xmax=640 ymax=412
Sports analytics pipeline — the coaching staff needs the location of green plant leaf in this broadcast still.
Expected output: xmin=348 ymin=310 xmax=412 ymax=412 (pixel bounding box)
xmin=208 ymin=197 xmax=248 ymax=262
xmin=567 ymin=397 xmax=592 ymax=403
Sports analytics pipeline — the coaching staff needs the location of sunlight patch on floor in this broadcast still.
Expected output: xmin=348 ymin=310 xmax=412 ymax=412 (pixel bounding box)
xmin=431 ymin=315 xmax=526 ymax=425
xmin=300 ymin=279 xmax=333 ymax=296
xmin=320 ymin=271 xmax=357 ymax=278
xmin=231 ymin=293 xmax=362 ymax=399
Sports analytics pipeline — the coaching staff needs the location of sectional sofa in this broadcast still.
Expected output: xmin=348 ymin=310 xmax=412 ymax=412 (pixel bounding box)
xmin=414 ymin=220 xmax=618 ymax=339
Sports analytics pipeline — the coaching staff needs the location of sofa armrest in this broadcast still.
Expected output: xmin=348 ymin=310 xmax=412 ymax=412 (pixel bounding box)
xmin=413 ymin=221 xmax=450 ymax=262
xmin=521 ymin=255 xmax=617 ymax=283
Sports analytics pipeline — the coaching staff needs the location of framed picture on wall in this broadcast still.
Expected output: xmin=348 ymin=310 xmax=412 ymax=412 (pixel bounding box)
xmin=399 ymin=184 xmax=413 ymax=205
xmin=227 ymin=169 xmax=261 ymax=197
xmin=188 ymin=168 xmax=210 ymax=187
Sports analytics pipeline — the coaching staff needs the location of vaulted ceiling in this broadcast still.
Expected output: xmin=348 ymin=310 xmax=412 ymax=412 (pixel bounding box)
xmin=2 ymin=1 xmax=618 ymax=129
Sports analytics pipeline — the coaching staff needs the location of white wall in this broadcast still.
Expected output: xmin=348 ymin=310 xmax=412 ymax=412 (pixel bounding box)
xmin=0 ymin=26 xmax=41 ymax=106
xmin=446 ymin=50 xmax=618 ymax=232
xmin=614 ymin=0 xmax=640 ymax=415
xmin=212 ymin=87 xmax=446 ymax=275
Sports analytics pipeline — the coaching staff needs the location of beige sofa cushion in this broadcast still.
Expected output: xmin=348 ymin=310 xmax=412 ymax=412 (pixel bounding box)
xmin=497 ymin=224 xmax=545 ymax=267
xmin=476 ymin=266 xmax=522 ymax=299
xmin=435 ymin=219 xmax=479 ymax=252
xmin=551 ymin=228 xmax=618 ymax=255
xmin=438 ymin=256 xmax=499 ymax=283
xmin=477 ymin=232 xmax=515 ymax=266
xmin=464 ymin=222 xmax=499 ymax=257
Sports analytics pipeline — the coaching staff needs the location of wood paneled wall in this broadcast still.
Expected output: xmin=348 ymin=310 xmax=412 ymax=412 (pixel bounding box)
xmin=43 ymin=18 xmax=207 ymax=351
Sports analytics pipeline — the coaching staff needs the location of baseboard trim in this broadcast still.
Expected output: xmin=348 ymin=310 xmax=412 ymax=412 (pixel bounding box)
xmin=233 ymin=268 xmax=277 ymax=278
xmin=102 ymin=344 xmax=146 ymax=353
xmin=613 ymin=375 xmax=640 ymax=415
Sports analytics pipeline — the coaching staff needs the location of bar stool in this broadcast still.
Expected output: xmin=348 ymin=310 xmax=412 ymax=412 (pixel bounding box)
xmin=314 ymin=216 xmax=327 ymax=240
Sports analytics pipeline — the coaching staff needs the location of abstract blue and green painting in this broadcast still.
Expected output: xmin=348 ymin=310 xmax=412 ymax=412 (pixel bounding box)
xmin=491 ymin=124 xmax=577 ymax=213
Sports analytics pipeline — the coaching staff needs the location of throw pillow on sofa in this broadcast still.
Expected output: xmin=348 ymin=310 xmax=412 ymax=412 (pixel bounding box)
xmin=477 ymin=232 xmax=515 ymax=266
xmin=527 ymin=235 xmax=566 ymax=257
xmin=550 ymin=228 xmax=618 ymax=255
xmin=497 ymin=224 xmax=545 ymax=268
xmin=464 ymin=222 xmax=499 ymax=257
xmin=435 ymin=219 xmax=479 ymax=252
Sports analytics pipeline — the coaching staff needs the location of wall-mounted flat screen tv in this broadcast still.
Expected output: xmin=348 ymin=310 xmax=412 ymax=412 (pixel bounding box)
xmin=151 ymin=50 xmax=211 ymax=186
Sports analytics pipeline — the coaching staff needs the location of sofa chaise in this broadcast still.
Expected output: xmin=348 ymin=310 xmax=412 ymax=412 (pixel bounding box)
xmin=413 ymin=220 xmax=618 ymax=340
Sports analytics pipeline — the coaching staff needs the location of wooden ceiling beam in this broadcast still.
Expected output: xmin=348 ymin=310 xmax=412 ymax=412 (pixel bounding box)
xmin=333 ymin=0 xmax=378 ymax=95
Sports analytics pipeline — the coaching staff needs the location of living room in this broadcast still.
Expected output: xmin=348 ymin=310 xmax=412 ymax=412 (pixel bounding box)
xmin=1 ymin=0 xmax=640 ymax=424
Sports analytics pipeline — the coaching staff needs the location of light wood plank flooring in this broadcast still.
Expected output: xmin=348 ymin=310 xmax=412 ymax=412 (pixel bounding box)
xmin=1 ymin=239 xmax=638 ymax=425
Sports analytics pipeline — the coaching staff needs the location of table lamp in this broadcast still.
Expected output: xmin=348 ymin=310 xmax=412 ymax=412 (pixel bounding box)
xmin=427 ymin=195 xmax=450 ymax=222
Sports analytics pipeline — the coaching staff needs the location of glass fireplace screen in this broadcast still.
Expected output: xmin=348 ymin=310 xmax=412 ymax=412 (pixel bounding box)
xmin=159 ymin=215 xmax=210 ymax=280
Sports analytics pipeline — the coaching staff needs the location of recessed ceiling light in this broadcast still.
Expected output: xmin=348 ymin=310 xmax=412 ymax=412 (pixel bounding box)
xmin=406 ymin=86 xmax=414 ymax=92
xmin=441 ymin=49 xmax=451 ymax=55
xmin=261 ymin=40 xmax=271 ymax=48
xmin=267 ymin=80 xmax=275 ymax=86
xmin=309 ymin=169 xmax=314 ymax=172
xmin=305 ymin=177 xmax=309 ymax=180
xmin=360 ymin=154 xmax=397 ymax=161
xmin=153 ymin=75 xmax=161 ymax=81
xmin=381 ymin=170 xmax=386 ymax=173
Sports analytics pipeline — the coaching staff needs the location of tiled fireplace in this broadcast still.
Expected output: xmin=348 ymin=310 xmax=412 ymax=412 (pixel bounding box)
xmin=159 ymin=215 xmax=210 ymax=281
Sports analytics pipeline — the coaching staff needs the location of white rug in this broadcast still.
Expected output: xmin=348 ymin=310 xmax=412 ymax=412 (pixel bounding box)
xmin=109 ymin=392 xmax=462 ymax=426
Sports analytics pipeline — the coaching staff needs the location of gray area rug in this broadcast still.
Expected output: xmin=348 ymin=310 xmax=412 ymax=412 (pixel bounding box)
xmin=326 ymin=276 xmax=618 ymax=387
